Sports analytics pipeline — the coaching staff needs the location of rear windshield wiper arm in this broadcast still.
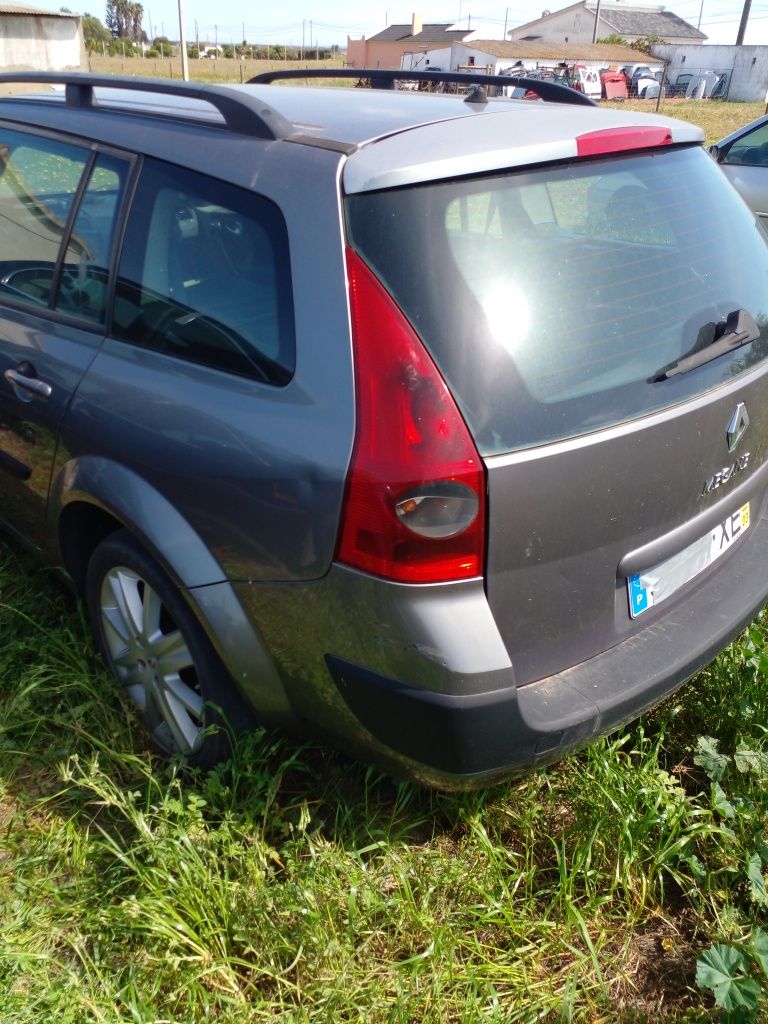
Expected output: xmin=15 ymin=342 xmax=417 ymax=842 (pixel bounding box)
xmin=652 ymin=308 xmax=760 ymax=382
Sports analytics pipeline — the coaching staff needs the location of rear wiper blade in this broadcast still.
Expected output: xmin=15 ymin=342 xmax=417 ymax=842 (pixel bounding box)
xmin=652 ymin=308 xmax=760 ymax=382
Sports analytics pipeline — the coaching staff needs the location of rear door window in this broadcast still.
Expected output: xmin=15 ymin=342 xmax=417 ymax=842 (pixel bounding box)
xmin=346 ymin=146 xmax=768 ymax=454
xmin=112 ymin=159 xmax=296 ymax=386
xmin=0 ymin=127 xmax=128 ymax=320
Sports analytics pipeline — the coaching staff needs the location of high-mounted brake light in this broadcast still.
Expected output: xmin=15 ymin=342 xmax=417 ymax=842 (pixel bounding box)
xmin=576 ymin=126 xmax=673 ymax=158
xmin=338 ymin=248 xmax=486 ymax=584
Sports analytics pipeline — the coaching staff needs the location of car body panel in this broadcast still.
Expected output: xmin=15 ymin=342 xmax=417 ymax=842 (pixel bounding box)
xmin=0 ymin=307 xmax=102 ymax=549
xmin=57 ymin=141 xmax=355 ymax=584
xmin=719 ymin=162 xmax=768 ymax=223
xmin=484 ymin=366 xmax=768 ymax=686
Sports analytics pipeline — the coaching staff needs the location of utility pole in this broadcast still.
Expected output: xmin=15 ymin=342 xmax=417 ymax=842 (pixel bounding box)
xmin=177 ymin=0 xmax=189 ymax=80
xmin=591 ymin=0 xmax=602 ymax=42
xmin=503 ymin=7 xmax=508 ymax=38
xmin=301 ymin=18 xmax=305 ymax=60
xmin=736 ymin=0 xmax=752 ymax=43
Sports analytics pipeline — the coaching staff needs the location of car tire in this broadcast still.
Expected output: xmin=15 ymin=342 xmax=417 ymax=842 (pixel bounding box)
xmin=86 ymin=529 xmax=247 ymax=767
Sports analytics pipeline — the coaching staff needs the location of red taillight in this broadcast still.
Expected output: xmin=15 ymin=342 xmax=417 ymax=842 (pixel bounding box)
xmin=338 ymin=248 xmax=485 ymax=584
xmin=576 ymin=126 xmax=673 ymax=157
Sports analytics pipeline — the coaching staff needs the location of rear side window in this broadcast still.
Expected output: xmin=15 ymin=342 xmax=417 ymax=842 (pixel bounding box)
xmin=0 ymin=129 xmax=126 ymax=321
xmin=112 ymin=159 xmax=295 ymax=386
xmin=346 ymin=146 xmax=768 ymax=454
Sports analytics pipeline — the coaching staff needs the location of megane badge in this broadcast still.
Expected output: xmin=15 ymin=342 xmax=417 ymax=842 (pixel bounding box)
xmin=727 ymin=403 xmax=749 ymax=453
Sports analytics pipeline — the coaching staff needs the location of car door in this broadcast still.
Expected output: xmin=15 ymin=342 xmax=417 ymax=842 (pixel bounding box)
xmin=0 ymin=127 xmax=130 ymax=550
xmin=718 ymin=120 xmax=768 ymax=225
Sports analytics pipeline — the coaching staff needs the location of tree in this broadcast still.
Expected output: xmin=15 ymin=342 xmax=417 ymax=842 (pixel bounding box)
xmin=596 ymin=33 xmax=626 ymax=45
xmin=104 ymin=0 xmax=118 ymax=36
xmin=105 ymin=0 xmax=144 ymax=42
xmin=631 ymin=34 xmax=663 ymax=56
xmin=129 ymin=3 xmax=143 ymax=43
xmin=83 ymin=12 xmax=111 ymax=43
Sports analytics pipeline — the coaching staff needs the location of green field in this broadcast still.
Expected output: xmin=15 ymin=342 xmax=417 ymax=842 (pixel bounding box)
xmin=2 ymin=86 xmax=768 ymax=1022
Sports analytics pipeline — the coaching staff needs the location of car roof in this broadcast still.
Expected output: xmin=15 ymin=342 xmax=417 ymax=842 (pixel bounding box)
xmin=0 ymin=78 xmax=705 ymax=193
xmin=5 ymin=79 xmax=702 ymax=144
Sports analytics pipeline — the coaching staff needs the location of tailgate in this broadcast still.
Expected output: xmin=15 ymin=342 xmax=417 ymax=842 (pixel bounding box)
xmin=345 ymin=140 xmax=768 ymax=684
xmin=485 ymin=372 xmax=768 ymax=685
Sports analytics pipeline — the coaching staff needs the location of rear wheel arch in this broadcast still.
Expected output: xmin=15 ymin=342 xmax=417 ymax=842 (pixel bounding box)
xmin=58 ymin=501 xmax=124 ymax=596
xmin=51 ymin=455 xmax=226 ymax=590
xmin=51 ymin=456 xmax=291 ymax=724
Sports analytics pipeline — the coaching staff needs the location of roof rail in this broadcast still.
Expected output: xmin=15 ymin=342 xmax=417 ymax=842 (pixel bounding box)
xmin=248 ymin=67 xmax=596 ymax=107
xmin=0 ymin=71 xmax=293 ymax=140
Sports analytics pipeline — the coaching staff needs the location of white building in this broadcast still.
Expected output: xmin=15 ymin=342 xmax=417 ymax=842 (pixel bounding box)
xmin=402 ymin=39 xmax=661 ymax=76
xmin=652 ymin=43 xmax=768 ymax=102
xmin=510 ymin=1 xmax=705 ymax=47
xmin=0 ymin=5 xmax=84 ymax=70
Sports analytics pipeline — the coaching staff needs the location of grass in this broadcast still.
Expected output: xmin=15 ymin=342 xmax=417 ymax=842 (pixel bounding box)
xmin=3 ymin=540 xmax=768 ymax=1021
xmin=3 ymin=89 xmax=768 ymax=1021
xmin=84 ymin=53 xmax=349 ymax=86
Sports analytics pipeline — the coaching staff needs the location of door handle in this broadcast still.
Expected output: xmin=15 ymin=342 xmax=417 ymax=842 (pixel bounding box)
xmin=4 ymin=366 xmax=52 ymax=400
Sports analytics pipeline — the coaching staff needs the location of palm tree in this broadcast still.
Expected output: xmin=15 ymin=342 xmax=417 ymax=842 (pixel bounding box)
xmin=129 ymin=2 xmax=143 ymax=43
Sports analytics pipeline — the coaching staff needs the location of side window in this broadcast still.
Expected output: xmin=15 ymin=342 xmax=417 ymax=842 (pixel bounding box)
xmin=112 ymin=160 xmax=295 ymax=386
xmin=723 ymin=122 xmax=768 ymax=167
xmin=0 ymin=129 xmax=88 ymax=308
xmin=55 ymin=155 xmax=129 ymax=323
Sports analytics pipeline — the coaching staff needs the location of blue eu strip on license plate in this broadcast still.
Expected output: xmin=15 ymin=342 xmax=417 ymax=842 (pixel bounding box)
xmin=628 ymin=502 xmax=750 ymax=619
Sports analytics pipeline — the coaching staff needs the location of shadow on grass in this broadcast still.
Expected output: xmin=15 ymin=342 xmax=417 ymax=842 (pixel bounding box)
xmin=0 ymin=537 xmax=505 ymax=849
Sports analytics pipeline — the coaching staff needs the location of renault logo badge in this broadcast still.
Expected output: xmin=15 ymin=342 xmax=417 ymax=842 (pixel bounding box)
xmin=727 ymin=403 xmax=749 ymax=453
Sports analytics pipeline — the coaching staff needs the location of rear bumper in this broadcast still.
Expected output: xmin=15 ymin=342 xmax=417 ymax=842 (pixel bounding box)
xmin=325 ymin=512 xmax=768 ymax=787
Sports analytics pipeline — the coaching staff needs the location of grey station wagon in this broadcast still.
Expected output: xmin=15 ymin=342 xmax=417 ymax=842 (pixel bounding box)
xmin=0 ymin=70 xmax=767 ymax=789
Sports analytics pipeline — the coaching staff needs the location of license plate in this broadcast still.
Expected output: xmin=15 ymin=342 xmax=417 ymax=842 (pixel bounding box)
xmin=628 ymin=502 xmax=750 ymax=618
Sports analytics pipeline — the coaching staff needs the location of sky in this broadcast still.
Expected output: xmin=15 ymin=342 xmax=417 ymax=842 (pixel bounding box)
xmin=38 ymin=0 xmax=768 ymax=50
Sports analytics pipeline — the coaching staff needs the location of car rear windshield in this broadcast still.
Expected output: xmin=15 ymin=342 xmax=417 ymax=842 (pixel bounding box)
xmin=346 ymin=145 xmax=768 ymax=455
